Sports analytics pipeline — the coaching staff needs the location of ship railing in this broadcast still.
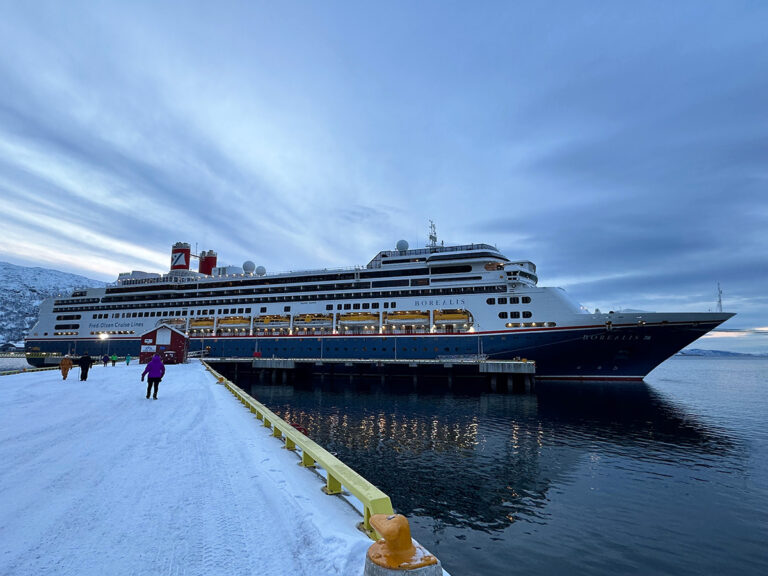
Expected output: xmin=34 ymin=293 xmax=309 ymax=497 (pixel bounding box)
xmin=201 ymin=360 xmax=394 ymax=538
xmin=377 ymin=243 xmax=497 ymax=258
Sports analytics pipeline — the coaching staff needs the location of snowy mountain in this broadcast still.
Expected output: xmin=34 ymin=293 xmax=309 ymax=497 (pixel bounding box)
xmin=0 ymin=261 xmax=106 ymax=345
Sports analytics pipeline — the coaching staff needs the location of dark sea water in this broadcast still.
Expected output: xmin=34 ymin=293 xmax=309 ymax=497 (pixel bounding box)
xmin=237 ymin=357 xmax=768 ymax=575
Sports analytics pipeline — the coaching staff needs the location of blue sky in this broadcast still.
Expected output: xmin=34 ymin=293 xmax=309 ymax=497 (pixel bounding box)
xmin=1 ymin=1 xmax=766 ymax=352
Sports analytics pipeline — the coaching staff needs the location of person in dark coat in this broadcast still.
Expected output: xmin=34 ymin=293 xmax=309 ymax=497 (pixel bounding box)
xmin=102 ymin=354 xmax=109 ymax=367
xmin=77 ymin=352 xmax=94 ymax=381
xmin=141 ymin=353 xmax=166 ymax=399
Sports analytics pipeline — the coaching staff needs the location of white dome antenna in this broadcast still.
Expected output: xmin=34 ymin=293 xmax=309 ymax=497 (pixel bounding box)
xmin=396 ymin=239 xmax=409 ymax=252
xmin=243 ymin=261 xmax=256 ymax=274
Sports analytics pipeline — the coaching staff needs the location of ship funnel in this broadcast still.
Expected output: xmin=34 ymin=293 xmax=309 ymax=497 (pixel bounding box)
xmin=197 ymin=250 xmax=216 ymax=276
xmin=170 ymin=242 xmax=191 ymax=270
xmin=198 ymin=250 xmax=218 ymax=275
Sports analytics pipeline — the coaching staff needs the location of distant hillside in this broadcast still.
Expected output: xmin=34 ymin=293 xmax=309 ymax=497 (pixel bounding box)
xmin=0 ymin=261 xmax=106 ymax=345
xmin=678 ymin=349 xmax=768 ymax=358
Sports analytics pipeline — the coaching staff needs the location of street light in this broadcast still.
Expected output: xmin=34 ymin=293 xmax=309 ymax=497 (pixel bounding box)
xmin=99 ymin=333 xmax=110 ymax=356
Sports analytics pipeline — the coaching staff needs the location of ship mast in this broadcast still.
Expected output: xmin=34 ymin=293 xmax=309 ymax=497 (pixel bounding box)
xmin=717 ymin=282 xmax=723 ymax=313
xmin=427 ymin=220 xmax=443 ymax=249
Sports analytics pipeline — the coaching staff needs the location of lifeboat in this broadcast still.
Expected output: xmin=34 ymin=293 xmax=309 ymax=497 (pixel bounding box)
xmin=155 ymin=317 xmax=187 ymax=328
xmin=218 ymin=316 xmax=250 ymax=326
xmin=293 ymin=313 xmax=334 ymax=325
xmin=189 ymin=317 xmax=214 ymax=327
xmin=384 ymin=311 xmax=429 ymax=324
xmin=253 ymin=314 xmax=291 ymax=327
xmin=337 ymin=312 xmax=380 ymax=325
xmin=433 ymin=309 xmax=472 ymax=324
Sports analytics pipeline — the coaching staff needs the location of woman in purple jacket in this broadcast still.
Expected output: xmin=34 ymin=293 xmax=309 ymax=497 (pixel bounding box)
xmin=141 ymin=353 xmax=166 ymax=399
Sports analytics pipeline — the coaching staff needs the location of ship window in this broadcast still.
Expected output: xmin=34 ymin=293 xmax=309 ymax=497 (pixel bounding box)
xmin=260 ymin=307 xmax=267 ymax=313
xmin=523 ymin=311 xmax=532 ymax=318
xmin=510 ymin=311 xmax=520 ymax=318
xmin=245 ymin=308 xmax=251 ymax=313
xmin=353 ymin=303 xmax=361 ymax=310
xmin=522 ymin=297 xmax=531 ymax=303
xmin=486 ymin=298 xmax=495 ymax=305
xmin=510 ymin=297 xmax=519 ymax=304
xmin=498 ymin=297 xmax=507 ymax=304
xmin=391 ymin=302 xmax=396 ymax=308
xmin=150 ymin=312 xmax=156 ymax=317
xmin=498 ymin=312 xmax=508 ymax=319
xmin=372 ymin=303 xmax=379 ymax=309
xmin=384 ymin=303 xmax=389 ymax=308
xmin=362 ymin=303 xmax=369 ymax=309
xmin=326 ymin=305 xmax=333 ymax=310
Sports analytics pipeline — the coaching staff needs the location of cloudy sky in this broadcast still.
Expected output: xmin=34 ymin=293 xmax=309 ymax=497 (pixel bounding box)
xmin=1 ymin=1 xmax=766 ymax=352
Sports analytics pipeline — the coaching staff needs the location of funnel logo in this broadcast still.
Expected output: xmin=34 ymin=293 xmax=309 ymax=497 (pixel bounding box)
xmin=171 ymin=252 xmax=187 ymax=267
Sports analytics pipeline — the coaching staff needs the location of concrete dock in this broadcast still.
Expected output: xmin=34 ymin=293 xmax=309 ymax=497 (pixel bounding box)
xmin=203 ymin=356 xmax=537 ymax=394
xmin=0 ymin=362 xmax=375 ymax=575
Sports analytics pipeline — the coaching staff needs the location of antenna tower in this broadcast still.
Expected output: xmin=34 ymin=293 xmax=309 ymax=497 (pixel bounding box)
xmin=428 ymin=220 xmax=437 ymax=248
xmin=717 ymin=282 xmax=723 ymax=313
xmin=427 ymin=220 xmax=443 ymax=248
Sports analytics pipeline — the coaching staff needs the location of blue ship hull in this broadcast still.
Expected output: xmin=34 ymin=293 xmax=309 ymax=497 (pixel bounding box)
xmin=24 ymin=319 xmax=724 ymax=380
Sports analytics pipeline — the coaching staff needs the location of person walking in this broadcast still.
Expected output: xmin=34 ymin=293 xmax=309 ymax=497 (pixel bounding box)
xmin=110 ymin=354 xmax=117 ymax=366
xmin=102 ymin=354 xmax=109 ymax=367
xmin=77 ymin=352 xmax=94 ymax=381
xmin=141 ymin=353 xmax=165 ymax=400
xmin=125 ymin=354 xmax=132 ymax=366
xmin=59 ymin=355 xmax=73 ymax=380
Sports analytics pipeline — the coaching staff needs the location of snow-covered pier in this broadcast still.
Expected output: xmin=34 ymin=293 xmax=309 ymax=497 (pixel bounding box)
xmin=0 ymin=361 xmax=382 ymax=575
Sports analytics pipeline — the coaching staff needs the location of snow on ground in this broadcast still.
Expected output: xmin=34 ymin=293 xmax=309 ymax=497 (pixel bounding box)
xmin=0 ymin=357 xmax=30 ymax=371
xmin=0 ymin=361 xmax=372 ymax=576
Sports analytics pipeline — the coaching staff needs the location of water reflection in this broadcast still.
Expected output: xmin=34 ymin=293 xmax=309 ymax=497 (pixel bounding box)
xmin=238 ymin=376 xmax=737 ymax=533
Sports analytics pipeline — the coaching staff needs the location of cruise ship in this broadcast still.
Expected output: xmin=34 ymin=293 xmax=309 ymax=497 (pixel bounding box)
xmin=24 ymin=231 xmax=734 ymax=380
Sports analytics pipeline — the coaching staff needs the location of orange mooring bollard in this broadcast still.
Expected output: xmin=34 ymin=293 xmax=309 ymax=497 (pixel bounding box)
xmin=364 ymin=514 xmax=441 ymax=575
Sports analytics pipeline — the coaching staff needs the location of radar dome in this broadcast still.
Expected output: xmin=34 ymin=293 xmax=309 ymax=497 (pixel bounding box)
xmin=396 ymin=239 xmax=409 ymax=251
xmin=255 ymin=265 xmax=267 ymax=276
xmin=243 ymin=261 xmax=255 ymax=274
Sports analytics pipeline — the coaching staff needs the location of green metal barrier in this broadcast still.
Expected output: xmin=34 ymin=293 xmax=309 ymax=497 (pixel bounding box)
xmin=201 ymin=360 xmax=394 ymax=538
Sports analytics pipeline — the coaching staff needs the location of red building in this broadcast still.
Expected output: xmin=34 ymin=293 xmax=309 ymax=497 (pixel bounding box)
xmin=139 ymin=325 xmax=188 ymax=364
